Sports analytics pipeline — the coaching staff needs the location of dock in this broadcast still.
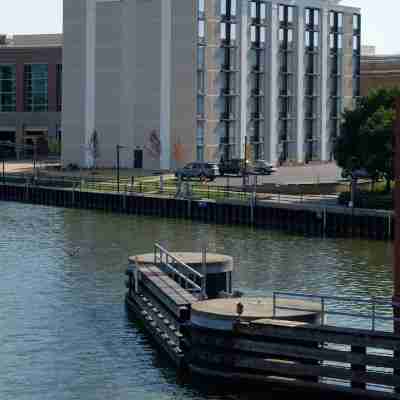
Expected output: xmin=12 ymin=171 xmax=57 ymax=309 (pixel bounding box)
xmin=125 ymin=243 xmax=400 ymax=399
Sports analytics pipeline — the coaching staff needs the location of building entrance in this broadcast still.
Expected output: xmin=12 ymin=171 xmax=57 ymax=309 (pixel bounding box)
xmin=134 ymin=149 xmax=143 ymax=169
xmin=24 ymin=130 xmax=48 ymax=158
xmin=0 ymin=131 xmax=16 ymax=159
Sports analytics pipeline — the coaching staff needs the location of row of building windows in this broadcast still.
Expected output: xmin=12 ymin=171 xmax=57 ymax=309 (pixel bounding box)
xmin=196 ymin=1 xmax=360 ymax=162
xmin=0 ymin=64 xmax=62 ymax=113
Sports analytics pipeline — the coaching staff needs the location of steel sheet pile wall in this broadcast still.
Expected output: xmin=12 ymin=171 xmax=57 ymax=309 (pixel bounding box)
xmin=0 ymin=183 xmax=394 ymax=240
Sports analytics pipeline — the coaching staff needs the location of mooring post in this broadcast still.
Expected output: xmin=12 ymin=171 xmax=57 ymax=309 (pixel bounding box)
xmin=394 ymin=98 xmax=400 ymax=334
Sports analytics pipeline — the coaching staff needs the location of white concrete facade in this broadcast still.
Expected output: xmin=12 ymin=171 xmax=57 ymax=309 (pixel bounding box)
xmin=62 ymin=0 xmax=360 ymax=169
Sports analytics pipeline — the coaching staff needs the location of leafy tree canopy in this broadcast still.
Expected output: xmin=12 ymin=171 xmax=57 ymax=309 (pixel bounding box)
xmin=334 ymin=87 xmax=400 ymax=188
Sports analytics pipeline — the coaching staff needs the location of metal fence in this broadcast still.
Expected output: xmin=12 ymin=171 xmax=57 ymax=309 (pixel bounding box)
xmin=0 ymin=172 xmax=254 ymax=202
xmin=272 ymin=291 xmax=399 ymax=333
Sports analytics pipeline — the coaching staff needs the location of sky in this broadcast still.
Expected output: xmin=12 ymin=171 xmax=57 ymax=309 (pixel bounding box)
xmin=0 ymin=0 xmax=398 ymax=55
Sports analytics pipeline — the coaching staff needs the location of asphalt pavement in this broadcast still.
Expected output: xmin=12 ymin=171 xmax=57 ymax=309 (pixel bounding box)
xmin=213 ymin=162 xmax=343 ymax=186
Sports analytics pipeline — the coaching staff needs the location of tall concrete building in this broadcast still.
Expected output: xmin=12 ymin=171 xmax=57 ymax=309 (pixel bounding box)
xmin=63 ymin=0 xmax=360 ymax=169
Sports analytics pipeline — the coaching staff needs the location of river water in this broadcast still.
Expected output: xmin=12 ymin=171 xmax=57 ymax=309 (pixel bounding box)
xmin=0 ymin=202 xmax=394 ymax=400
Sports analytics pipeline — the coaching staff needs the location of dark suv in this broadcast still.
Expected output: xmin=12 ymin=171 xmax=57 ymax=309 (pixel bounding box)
xmin=218 ymin=159 xmax=250 ymax=176
xmin=175 ymin=162 xmax=219 ymax=182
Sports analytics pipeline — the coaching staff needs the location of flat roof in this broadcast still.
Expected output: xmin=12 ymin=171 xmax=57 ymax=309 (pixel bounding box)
xmin=0 ymin=34 xmax=63 ymax=48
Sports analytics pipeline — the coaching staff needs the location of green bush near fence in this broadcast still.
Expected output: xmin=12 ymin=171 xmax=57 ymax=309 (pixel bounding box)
xmin=338 ymin=191 xmax=393 ymax=210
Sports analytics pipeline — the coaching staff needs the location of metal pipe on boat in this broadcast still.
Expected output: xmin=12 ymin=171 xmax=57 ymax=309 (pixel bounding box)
xmin=202 ymin=244 xmax=207 ymax=299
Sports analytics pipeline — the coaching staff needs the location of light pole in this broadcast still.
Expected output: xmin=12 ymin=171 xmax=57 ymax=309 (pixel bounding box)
xmin=243 ymin=135 xmax=248 ymax=188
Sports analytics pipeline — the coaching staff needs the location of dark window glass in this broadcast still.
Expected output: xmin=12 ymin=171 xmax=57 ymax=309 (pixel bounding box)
xmin=0 ymin=65 xmax=16 ymax=112
xmin=24 ymin=64 xmax=48 ymax=112
xmin=56 ymin=64 xmax=62 ymax=112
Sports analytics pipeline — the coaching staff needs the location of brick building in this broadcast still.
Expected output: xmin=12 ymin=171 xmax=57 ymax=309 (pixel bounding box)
xmin=0 ymin=34 xmax=62 ymax=159
xmin=361 ymin=54 xmax=400 ymax=96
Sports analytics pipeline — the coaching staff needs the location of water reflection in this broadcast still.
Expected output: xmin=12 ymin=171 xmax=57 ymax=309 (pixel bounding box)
xmin=0 ymin=202 xmax=393 ymax=399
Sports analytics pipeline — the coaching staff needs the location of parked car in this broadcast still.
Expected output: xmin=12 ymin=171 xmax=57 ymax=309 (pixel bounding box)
xmin=219 ymin=159 xmax=250 ymax=176
xmin=175 ymin=162 xmax=219 ymax=181
xmin=341 ymin=168 xmax=370 ymax=180
xmin=251 ymin=160 xmax=277 ymax=175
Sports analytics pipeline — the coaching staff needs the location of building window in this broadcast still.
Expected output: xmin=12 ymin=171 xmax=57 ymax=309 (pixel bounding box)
xmin=198 ymin=20 xmax=205 ymax=39
xmin=196 ymin=123 xmax=204 ymax=161
xmin=337 ymin=12 xmax=343 ymax=28
xmin=56 ymin=64 xmax=62 ymax=112
xmin=353 ymin=14 xmax=361 ymax=31
xmin=287 ymin=6 xmax=294 ymax=23
xmin=330 ymin=11 xmax=343 ymax=30
xmin=24 ymin=64 xmax=48 ymax=112
xmin=221 ymin=0 xmax=237 ymax=17
xmin=221 ymin=22 xmax=236 ymax=41
xmin=0 ymin=65 xmax=16 ymax=112
xmin=197 ymin=46 xmax=205 ymax=68
xmin=313 ymin=9 xmax=319 ymax=26
xmin=198 ymin=0 xmax=205 ymax=14
xmin=197 ymin=95 xmax=204 ymax=115
xmin=279 ymin=4 xmax=294 ymax=24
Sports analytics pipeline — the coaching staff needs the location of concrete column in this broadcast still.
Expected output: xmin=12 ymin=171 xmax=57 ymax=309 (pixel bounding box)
xmin=239 ymin=0 xmax=248 ymax=159
xmin=16 ymin=63 xmax=24 ymax=113
xmin=84 ymin=0 xmax=96 ymax=168
xmin=268 ymin=3 xmax=279 ymax=165
xmin=48 ymin=63 xmax=57 ymax=113
xmin=160 ymin=0 xmax=172 ymax=170
xmin=296 ymin=6 xmax=305 ymax=163
xmin=120 ymin=0 xmax=137 ymax=167
xmin=320 ymin=8 xmax=329 ymax=161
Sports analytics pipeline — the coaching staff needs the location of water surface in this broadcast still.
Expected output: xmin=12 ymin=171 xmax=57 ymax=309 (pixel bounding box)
xmin=0 ymin=202 xmax=393 ymax=399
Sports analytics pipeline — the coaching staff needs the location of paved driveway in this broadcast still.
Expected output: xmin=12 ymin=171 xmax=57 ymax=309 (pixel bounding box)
xmin=214 ymin=163 xmax=343 ymax=186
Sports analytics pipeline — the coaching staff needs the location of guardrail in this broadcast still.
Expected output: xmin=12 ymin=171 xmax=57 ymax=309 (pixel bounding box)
xmin=272 ymin=291 xmax=399 ymax=332
xmin=154 ymin=243 xmax=205 ymax=296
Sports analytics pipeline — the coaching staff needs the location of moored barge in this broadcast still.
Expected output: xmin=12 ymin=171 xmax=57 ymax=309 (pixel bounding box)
xmin=125 ymin=244 xmax=400 ymax=399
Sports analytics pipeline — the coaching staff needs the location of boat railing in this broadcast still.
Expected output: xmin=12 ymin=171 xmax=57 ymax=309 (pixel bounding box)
xmin=272 ymin=291 xmax=400 ymax=332
xmin=154 ymin=243 xmax=205 ymax=295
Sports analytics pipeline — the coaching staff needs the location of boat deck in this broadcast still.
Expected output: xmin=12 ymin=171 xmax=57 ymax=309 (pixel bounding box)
xmin=136 ymin=263 xmax=198 ymax=318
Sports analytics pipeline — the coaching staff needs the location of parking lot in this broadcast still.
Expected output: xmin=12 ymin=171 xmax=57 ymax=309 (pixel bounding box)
xmin=213 ymin=162 xmax=343 ymax=186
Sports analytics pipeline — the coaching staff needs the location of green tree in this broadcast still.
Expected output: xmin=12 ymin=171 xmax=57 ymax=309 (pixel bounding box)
xmin=334 ymin=87 xmax=400 ymax=192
